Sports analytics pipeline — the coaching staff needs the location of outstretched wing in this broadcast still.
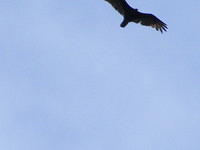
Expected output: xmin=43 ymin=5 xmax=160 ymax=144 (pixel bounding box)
xmin=133 ymin=12 xmax=168 ymax=33
xmin=104 ymin=0 xmax=126 ymax=16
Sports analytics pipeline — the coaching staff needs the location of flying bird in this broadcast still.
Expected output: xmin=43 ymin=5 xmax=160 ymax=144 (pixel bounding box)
xmin=104 ymin=0 xmax=167 ymax=33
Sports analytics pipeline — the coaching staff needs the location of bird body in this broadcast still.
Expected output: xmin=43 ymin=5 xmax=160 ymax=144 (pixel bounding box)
xmin=105 ymin=0 xmax=167 ymax=33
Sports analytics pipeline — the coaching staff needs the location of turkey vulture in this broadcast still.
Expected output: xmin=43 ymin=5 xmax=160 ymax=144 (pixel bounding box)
xmin=104 ymin=0 xmax=167 ymax=33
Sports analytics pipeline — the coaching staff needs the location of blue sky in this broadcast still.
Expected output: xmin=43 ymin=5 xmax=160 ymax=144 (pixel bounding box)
xmin=0 ymin=0 xmax=200 ymax=149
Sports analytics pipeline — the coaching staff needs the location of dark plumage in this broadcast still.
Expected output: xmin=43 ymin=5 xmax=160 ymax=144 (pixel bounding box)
xmin=105 ymin=0 xmax=167 ymax=33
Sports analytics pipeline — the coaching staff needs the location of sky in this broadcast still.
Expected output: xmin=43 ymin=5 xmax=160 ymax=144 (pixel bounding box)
xmin=0 ymin=0 xmax=200 ymax=149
